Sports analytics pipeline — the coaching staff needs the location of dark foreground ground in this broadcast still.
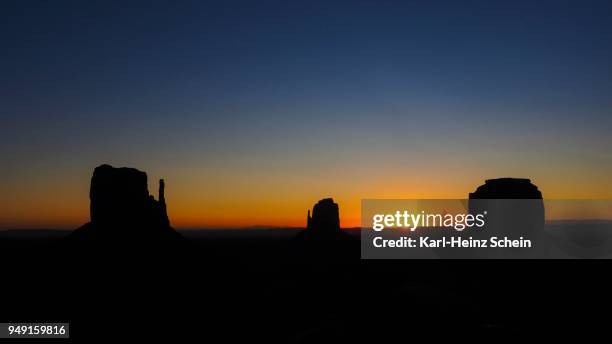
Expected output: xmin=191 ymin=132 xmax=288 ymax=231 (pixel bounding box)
xmin=1 ymin=229 xmax=610 ymax=342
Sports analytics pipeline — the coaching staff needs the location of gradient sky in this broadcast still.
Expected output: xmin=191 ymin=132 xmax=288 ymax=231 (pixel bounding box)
xmin=2 ymin=0 xmax=612 ymax=229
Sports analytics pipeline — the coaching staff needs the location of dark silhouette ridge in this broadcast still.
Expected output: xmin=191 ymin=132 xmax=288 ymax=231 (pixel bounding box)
xmin=69 ymin=164 xmax=181 ymax=245
xmin=469 ymin=177 xmax=545 ymax=235
xmin=469 ymin=177 xmax=543 ymax=199
xmin=295 ymin=198 xmax=357 ymax=258
xmin=306 ymin=198 xmax=340 ymax=233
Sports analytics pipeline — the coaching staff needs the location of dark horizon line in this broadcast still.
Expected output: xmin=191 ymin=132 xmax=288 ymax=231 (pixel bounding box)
xmin=0 ymin=226 xmax=365 ymax=232
xmin=4 ymin=220 xmax=612 ymax=233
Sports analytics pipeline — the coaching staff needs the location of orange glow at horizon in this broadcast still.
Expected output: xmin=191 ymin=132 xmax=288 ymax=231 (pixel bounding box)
xmin=3 ymin=0 xmax=612 ymax=231
xmin=2 ymin=162 xmax=612 ymax=230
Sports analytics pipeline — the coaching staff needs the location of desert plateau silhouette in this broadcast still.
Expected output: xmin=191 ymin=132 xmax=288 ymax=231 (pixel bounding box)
xmin=64 ymin=165 xmax=547 ymax=248
xmin=4 ymin=0 xmax=612 ymax=341
xmin=1 ymin=164 xmax=611 ymax=342
xmin=67 ymin=164 xmax=182 ymax=249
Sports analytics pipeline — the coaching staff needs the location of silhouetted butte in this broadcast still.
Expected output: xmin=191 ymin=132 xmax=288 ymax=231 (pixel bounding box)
xmin=306 ymin=198 xmax=340 ymax=234
xmin=70 ymin=164 xmax=182 ymax=244
xmin=469 ymin=177 xmax=543 ymax=199
xmin=295 ymin=198 xmax=357 ymax=258
xmin=469 ymin=178 xmax=544 ymax=234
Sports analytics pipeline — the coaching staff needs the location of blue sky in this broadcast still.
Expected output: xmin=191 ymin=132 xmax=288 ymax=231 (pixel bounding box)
xmin=1 ymin=0 xmax=612 ymax=228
